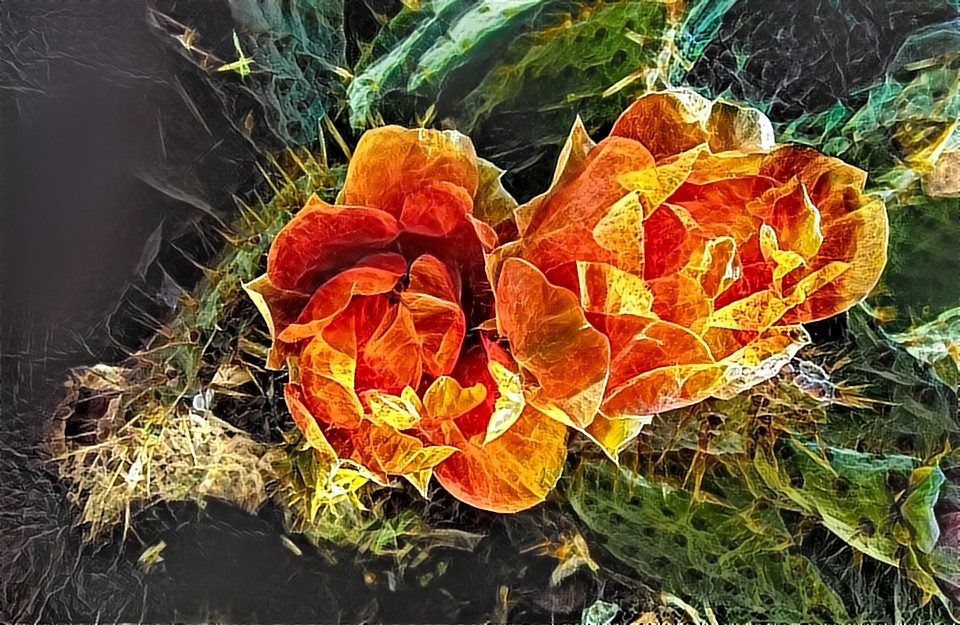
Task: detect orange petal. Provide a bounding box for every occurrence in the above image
[340,125,479,217]
[278,253,407,344]
[782,196,887,323]
[484,240,523,299]
[401,293,465,378]
[647,273,714,334]
[603,362,725,418]
[681,236,740,301]
[520,137,656,274]
[402,255,466,377]
[685,150,765,185]
[267,195,399,292]
[609,89,711,161]
[468,215,499,250]
[496,258,610,429]
[357,301,423,395]
[591,191,645,271]
[605,316,713,385]
[575,261,655,317]
[710,288,790,332]
[701,324,772,362]
[547,116,598,195]
[400,181,475,237]
[760,145,866,193]
[763,179,825,261]
[300,330,365,429]
[617,145,707,215]
[351,420,456,478]
[516,116,597,237]
[602,316,723,416]
[407,254,461,302]
[243,274,310,369]
[284,383,339,467]
[432,403,568,513]
[802,158,868,220]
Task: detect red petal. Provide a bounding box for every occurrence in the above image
[399,181,475,237]
[432,404,568,513]
[642,203,690,281]
[666,176,777,244]
[356,301,423,395]
[496,258,610,429]
[278,253,407,344]
[267,196,399,292]
[402,256,466,377]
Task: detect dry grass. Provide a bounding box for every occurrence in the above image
[53,365,276,539]
[49,146,346,542]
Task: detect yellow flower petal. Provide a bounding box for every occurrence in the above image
[366,388,423,430]
[483,361,526,445]
[422,376,488,421]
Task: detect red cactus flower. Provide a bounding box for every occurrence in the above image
[246,126,566,512]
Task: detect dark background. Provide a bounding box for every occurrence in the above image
[0,1,374,620]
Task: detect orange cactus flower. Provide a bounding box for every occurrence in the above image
[491,88,889,460]
[247,92,887,514]
[245,126,566,513]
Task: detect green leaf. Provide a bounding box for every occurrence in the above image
[566,459,849,623]
[884,307,960,390]
[346,0,472,128]
[881,194,960,328]
[820,307,958,458]
[408,0,549,93]
[459,1,668,169]
[347,0,672,175]
[672,0,739,80]
[902,465,946,554]
[754,440,916,567]
[581,599,619,625]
